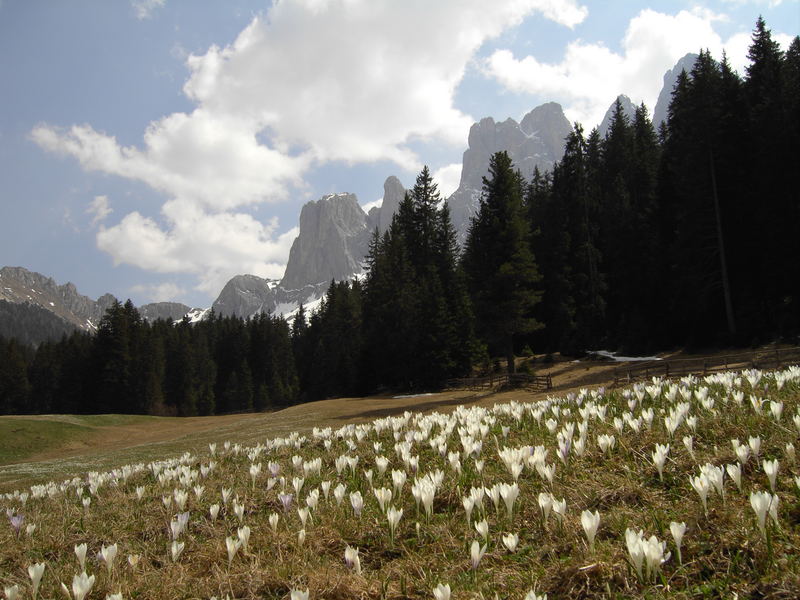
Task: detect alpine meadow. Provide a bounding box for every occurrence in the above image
[1,8,800,600]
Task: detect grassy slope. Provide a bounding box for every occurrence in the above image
[0,363,797,599]
[0,356,619,492]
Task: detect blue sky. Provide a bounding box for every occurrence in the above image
[1,0,797,307]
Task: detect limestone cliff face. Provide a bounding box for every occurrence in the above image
[598,94,638,138]
[280,193,370,291]
[211,274,278,319]
[0,266,108,329]
[368,175,406,234]
[138,302,192,322]
[447,102,572,244]
[653,53,699,130]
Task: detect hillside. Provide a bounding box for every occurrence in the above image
[0,359,797,598]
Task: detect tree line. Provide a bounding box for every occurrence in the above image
[1,18,797,415]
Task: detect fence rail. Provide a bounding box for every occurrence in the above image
[612,346,800,385]
[447,372,553,392]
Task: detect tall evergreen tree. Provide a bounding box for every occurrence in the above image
[463,151,542,372]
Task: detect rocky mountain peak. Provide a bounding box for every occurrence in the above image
[653,53,699,130]
[280,193,370,291]
[211,274,278,319]
[598,94,638,137]
[369,176,406,234]
[447,102,572,245]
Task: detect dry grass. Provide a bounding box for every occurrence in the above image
[1,360,799,599]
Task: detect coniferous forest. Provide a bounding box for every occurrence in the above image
[1,19,798,416]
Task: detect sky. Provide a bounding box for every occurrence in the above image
[1,0,797,308]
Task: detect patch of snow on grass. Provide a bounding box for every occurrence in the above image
[589,350,662,362]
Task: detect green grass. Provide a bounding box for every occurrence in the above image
[0,418,91,464]
[0,414,160,466]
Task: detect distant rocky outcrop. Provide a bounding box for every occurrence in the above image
[138,302,192,322]
[653,53,699,130]
[281,193,370,291]
[211,177,410,320]
[0,266,204,343]
[0,266,109,330]
[367,175,406,235]
[446,102,572,244]
[211,274,279,319]
[598,94,638,138]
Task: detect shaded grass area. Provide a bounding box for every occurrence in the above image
[0,419,91,464]
[0,414,159,467]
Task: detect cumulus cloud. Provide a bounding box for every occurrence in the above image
[87,195,112,227]
[32,0,588,297]
[485,8,795,128]
[130,281,186,303]
[361,198,383,213]
[97,200,299,295]
[132,0,165,20]
[433,163,463,198]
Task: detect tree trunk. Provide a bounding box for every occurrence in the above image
[506,336,516,374]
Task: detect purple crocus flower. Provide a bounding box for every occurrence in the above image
[279,493,294,513]
[9,513,24,536]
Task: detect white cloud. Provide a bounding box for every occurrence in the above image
[485,8,795,128]
[97,200,299,296]
[87,195,112,227]
[130,282,186,302]
[132,0,165,20]
[33,0,588,297]
[361,198,383,213]
[433,163,463,198]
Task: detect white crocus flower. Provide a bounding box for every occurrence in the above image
[226,536,242,567]
[462,496,475,525]
[474,518,489,541]
[374,488,392,513]
[344,545,361,575]
[237,525,251,552]
[170,540,185,562]
[690,474,710,516]
[432,582,451,600]
[499,482,519,520]
[552,497,567,525]
[581,510,600,552]
[726,463,742,492]
[28,562,45,598]
[763,459,779,492]
[470,540,487,570]
[268,512,280,533]
[502,532,519,552]
[100,543,118,575]
[682,436,695,461]
[290,589,309,600]
[670,521,686,565]
[750,491,772,538]
[3,585,21,600]
[538,492,552,524]
[625,528,646,581]
[350,491,364,517]
[387,506,403,543]
[68,572,95,600]
[74,543,87,571]
[652,443,670,481]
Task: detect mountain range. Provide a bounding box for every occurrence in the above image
[1,54,696,343]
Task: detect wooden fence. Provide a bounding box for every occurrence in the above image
[612,346,800,386]
[447,372,553,392]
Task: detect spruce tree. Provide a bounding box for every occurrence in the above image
[463,151,542,373]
